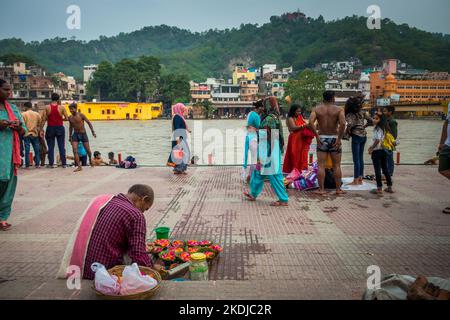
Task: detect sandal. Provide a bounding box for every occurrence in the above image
[384,187,395,194]
[0,224,11,231]
[243,192,256,201]
[270,201,288,207]
[443,207,450,214]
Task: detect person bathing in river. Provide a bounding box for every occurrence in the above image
[68,103,96,172]
[108,152,118,165]
[309,91,346,196]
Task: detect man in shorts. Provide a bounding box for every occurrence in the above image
[309,91,346,195]
[438,104,450,214]
[68,103,96,172]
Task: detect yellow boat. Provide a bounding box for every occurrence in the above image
[64,102,163,120]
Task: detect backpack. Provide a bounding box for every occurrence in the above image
[382,132,396,151]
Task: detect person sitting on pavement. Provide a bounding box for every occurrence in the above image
[57,184,163,280]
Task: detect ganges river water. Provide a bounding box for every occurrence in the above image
[59,119,444,166]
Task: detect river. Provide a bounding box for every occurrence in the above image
[59,119,444,166]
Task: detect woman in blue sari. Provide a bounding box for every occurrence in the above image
[167,103,190,174]
[242,100,263,183]
[244,97,289,206]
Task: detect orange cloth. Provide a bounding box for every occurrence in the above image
[283,115,312,173]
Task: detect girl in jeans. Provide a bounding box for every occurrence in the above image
[368,112,394,195]
[344,96,372,185]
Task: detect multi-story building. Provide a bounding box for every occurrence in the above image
[190,81,211,103]
[83,64,98,84]
[239,80,258,101]
[370,72,450,103]
[232,65,256,85]
[211,83,240,103]
[28,76,54,100]
[53,72,77,100]
[358,73,371,100]
[0,64,15,86]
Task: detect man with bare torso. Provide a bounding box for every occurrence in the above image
[68,103,96,172]
[309,91,346,195]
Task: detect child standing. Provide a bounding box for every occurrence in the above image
[368,112,394,195]
[383,106,398,176]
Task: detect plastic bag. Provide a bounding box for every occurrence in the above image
[91,263,120,295]
[286,168,301,183]
[120,263,158,295]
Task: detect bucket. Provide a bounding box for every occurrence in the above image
[155,227,170,240]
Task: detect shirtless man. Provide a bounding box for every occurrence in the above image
[68,103,96,172]
[309,91,346,195]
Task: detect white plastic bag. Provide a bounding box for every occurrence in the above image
[91,262,120,295]
[120,263,158,295]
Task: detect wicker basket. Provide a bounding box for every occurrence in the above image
[93,265,162,300]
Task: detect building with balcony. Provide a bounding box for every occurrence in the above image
[190,81,211,103]
[239,80,258,101]
[211,83,240,102]
[232,65,256,85]
[370,72,450,104]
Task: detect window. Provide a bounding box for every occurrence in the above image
[135,109,138,113]
[88,108,91,114]
[112,110,116,114]
[101,110,105,115]
[152,107,160,111]
[107,109,111,115]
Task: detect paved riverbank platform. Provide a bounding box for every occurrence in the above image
[0,165,449,299]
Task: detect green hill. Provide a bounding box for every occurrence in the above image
[1,14,449,81]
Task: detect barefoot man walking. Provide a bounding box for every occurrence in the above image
[68,103,96,172]
[309,91,346,196]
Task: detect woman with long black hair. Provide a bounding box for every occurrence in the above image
[344,96,372,186]
[282,104,314,173]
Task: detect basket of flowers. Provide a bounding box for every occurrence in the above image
[154,239,170,248]
[159,250,176,266]
[197,240,212,247]
[171,240,185,248]
[187,240,200,247]
[196,247,216,261]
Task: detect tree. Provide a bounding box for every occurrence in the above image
[284,69,326,112]
[159,73,191,103]
[0,54,36,66]
[198,100,216,119]
[86,61,114,100]
[136,56,161,101]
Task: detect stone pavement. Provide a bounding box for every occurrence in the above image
[0,165,449,299]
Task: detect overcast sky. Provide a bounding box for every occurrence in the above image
[1,0,449,42]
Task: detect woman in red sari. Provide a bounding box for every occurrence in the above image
[283,104,314,173]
